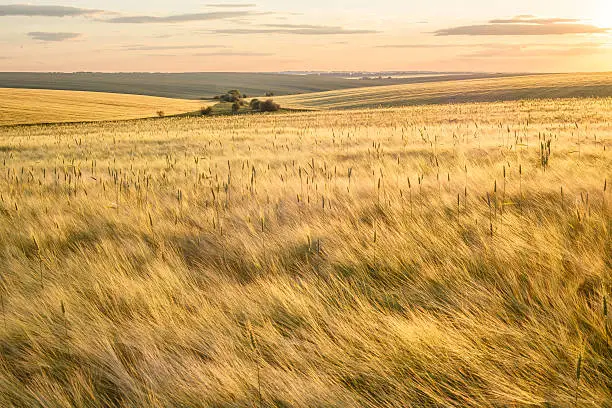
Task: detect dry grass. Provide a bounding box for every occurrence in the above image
[0,98,610,407]
[277,72,612,110]
[0,88,205,126]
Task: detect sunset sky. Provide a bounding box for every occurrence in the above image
[1,1,611,72]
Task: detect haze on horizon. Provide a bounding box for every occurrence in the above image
[0,0,611,73]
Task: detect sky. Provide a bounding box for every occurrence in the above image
[0,1,611,72]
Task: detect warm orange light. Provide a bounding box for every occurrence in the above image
[591,0,612,29]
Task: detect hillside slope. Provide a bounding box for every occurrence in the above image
[0,88,204,126]
[276,72,612,110]
[0,72,520,100]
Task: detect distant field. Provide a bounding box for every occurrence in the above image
[277,72,612,110]
[0,72,520,100]
[4,73,612,126]
[0,88,204,126]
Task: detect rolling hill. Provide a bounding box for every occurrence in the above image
[0,72,521,100]
[276,72,612,110]
[0,88,204,126]
[4,72,612,126]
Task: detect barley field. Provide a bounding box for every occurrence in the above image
[277,73,612,110]
[0,98,610,407]
[0,88,205,126]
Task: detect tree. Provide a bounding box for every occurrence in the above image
[249,99,261,110]
[258,99,280,112]
[218,90,243,103]
[232,102,241,113]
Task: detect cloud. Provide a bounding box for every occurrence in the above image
[489,17,580,24]
[0,4,102,17]
[377,40,612,53]
[434,23,607,36]
[194,51,272,56]
[376,43,475,48]
[207,3,257,7]
[28,32,81,41]
[459,42,610,58]
[125,44,227,51]
[212,25,379,35]
[104,11,255,23]
[263,24,331,29]
[462,46,604,58]
[143,51,272,58]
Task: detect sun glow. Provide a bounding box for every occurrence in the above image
[590,0,612,29]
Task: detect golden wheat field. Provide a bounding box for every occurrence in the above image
[277,73,612,110]
[0,98,610,407]
[0,88,205,126]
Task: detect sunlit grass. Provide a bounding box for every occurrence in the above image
[0,88,206,126]
[0,98,610,407]
[277,72,612,110]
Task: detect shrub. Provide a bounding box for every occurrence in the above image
[249,99,261,110]
[258,99,280,112]
[232,102,241,113]
[265,91,274,97]
[157,110,165,117]
[201,106,213,116]
[227,90,242,102]
[218,90,243,103]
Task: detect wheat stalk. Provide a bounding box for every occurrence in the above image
[603,179,607,214]
[604,295,609,347]
[407,176,413,218]
[61,300,68,341]
[487,192,493,237]
[0,275,6,331]
[246,321,262,408]
[33,236,43,289]
[575,350,582,407]
[519,164,522,213]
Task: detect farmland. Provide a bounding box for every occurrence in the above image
[278,72,612,110]
[0,88,205,126]
[0,97,610,406]
[4,73,612,127]
[0,72,520,100]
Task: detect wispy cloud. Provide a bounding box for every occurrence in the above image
[263,24,330,29]
[144,51,272,58]
[124,44,227,51]
[489,17,580,24]
[104,11,256,24]
[461,44,607,58]
[435,16,608,36]
[212,24,379,35]
[377,41,612,54]
[435,23,607,36]
[28,32,81,41]
[0,4,102,17]
[207,3,257,8]
[376,43,475,48]
[194,51,272,56]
